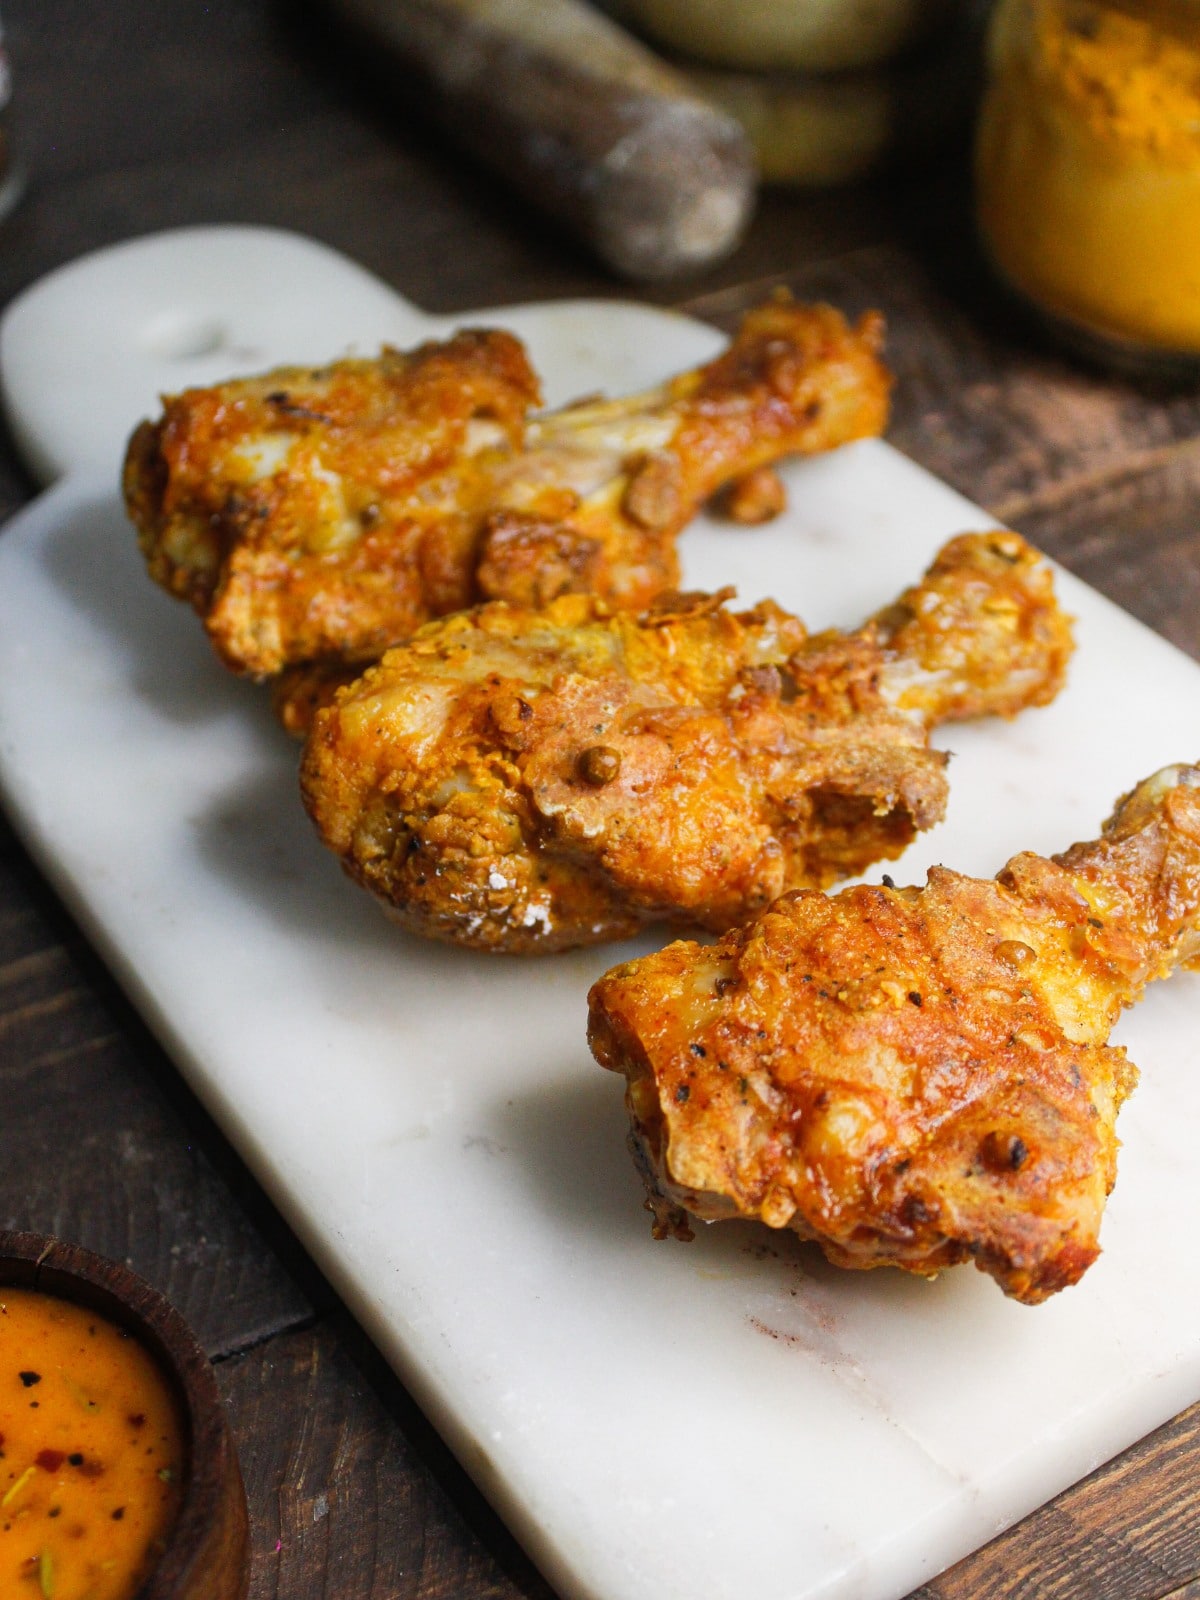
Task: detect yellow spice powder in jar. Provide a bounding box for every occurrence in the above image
[976,0,1200,364]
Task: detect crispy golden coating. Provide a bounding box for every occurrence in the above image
[299,531,1072,952]
[588,764,1200,1303]
[271,660,362,739]
[123,301,891,679]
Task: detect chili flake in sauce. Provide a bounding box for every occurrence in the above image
[0,1289,184,1599]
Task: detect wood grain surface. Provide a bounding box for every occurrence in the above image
[1,3,1198,1597]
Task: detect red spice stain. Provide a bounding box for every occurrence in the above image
[35,1449,65,1472]
[748,1315,811,1349]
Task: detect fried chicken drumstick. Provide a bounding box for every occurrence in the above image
[123,299,890,679]
[299,531,1072,953]
[588,764,1200,1303]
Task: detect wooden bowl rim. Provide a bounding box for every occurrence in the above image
[0,1229,246,1599]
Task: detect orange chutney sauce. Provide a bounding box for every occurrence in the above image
[0,1288,185,1600]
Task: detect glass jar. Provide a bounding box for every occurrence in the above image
[0,11,20,223]
[975,0,1200,376]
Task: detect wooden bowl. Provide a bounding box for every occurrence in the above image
[0,1230,250,1600]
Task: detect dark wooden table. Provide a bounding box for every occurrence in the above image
[2,5,1198,1597]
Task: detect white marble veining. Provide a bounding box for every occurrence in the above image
[1,228,1199,1600]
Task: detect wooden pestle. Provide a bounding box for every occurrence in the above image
[328,0,758,280]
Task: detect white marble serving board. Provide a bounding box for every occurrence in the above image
[1,227,1199,1600]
